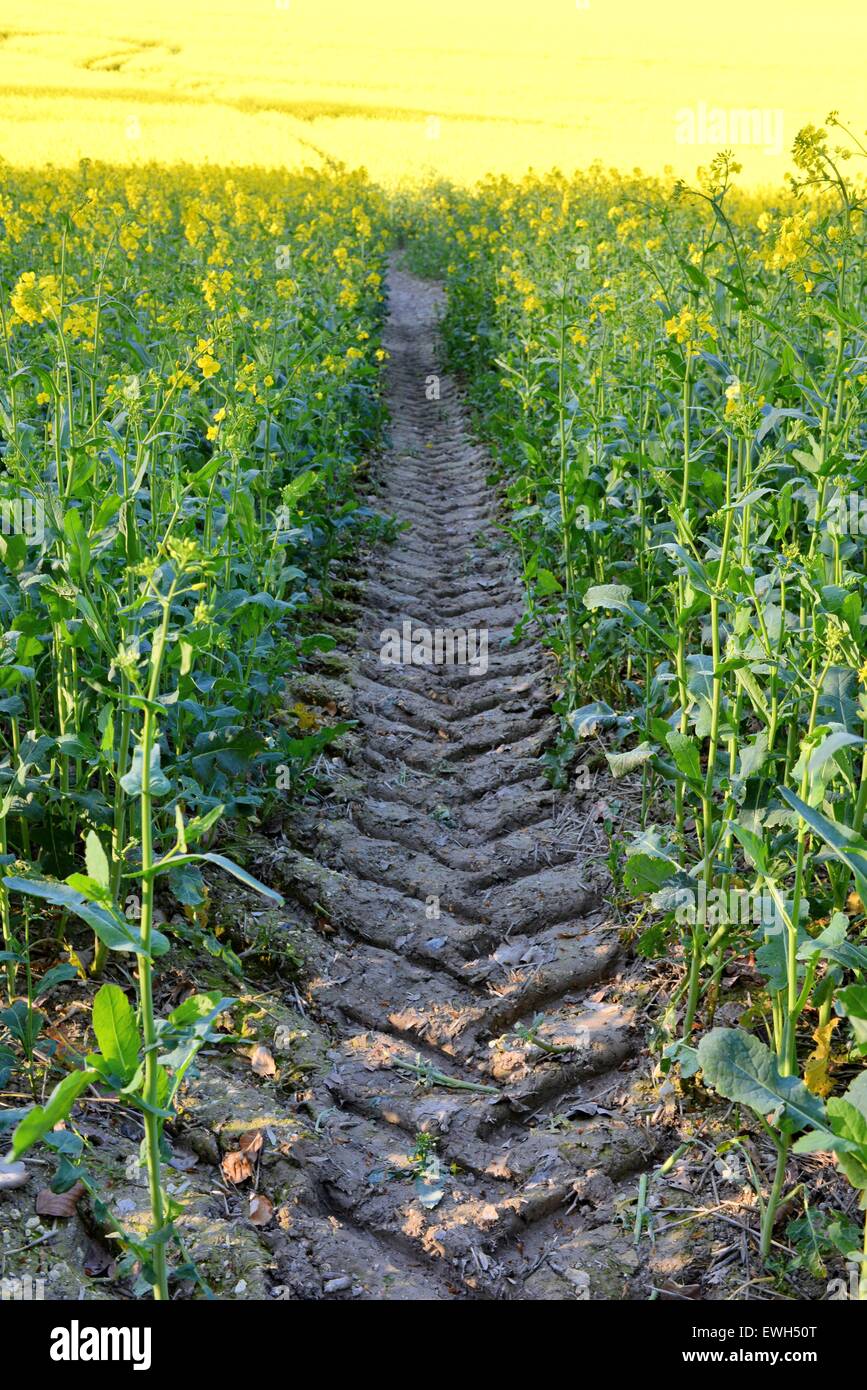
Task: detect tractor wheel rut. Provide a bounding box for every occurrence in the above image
[273,266,658,1301]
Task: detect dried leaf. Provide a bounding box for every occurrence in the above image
[291,702,320,732]
[248,1193,274,1226]
[36,1181,86,1217]
[250,1044,276,1077]
[485,1157,513,1180]
[239,1129,264,1156]
[805,1019,838,1097]
[221,1150,254,1184]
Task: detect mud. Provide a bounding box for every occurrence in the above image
[260,266,660,1299]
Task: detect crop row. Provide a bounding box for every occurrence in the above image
[409,120,867,1272]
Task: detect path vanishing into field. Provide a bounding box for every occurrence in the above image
[276,266,659,1299]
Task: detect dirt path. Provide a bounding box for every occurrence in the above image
[276,266,659,1299]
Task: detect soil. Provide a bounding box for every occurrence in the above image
[250,265,665,1298]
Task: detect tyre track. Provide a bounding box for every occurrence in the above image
[274,265,657,1300]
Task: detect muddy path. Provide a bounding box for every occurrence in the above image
[270,266,662,1299]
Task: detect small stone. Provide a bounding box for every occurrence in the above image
[0,1161,28,1190]
[323,1275,351,1293]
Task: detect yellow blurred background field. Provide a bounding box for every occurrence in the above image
[0,0,865,183]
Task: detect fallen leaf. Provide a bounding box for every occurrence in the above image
[805,1019,838,1097]
[250,1044,276,1077]
[239,1129,264,1156]
[221,1151,254,1184]
[36,1181,86,1217]
[291,701,320,732]
[656,1280,701,1300]
[485,1158,513,1180]
[249,1193,274,1226]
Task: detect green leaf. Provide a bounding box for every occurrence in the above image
[534,568,562,596]
[797,914,867,973]
[844,1070,867,1122]
[837,987,867,1047]
[92,983,140,1084]
[167,991,233,1030]
[142,851,283,904]
[10,1069,98,1159]
[697,1027,826,1132]
[182,804,224,845]
[807,730,863,777]
[121,742,172,798]
[777,788,867,899]
[623,852,677,896]
[280,469,320,510]
[568,701,617,738]
[795,1090,867,1191]
[728,822,770,875]
[85,830,111,889]
[2,876,168,959]
[62,510,91,585]
[33,963,78,1000]
[837,985,867,1019]
[666,730,702,785]
[606,742,655,778]
[583,583,632,611]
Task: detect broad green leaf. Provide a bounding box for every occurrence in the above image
[182,804,225,844]
[167,991,233,1030]
[62,509,91,585]
[2,876,168,959]
[33,963,78,999]
[837,985,867,1019]
[623,852,677,896]
[837,987,867,1048]
[844,1070,867,1121]
[584,583,631,611]
[807,730,863,777]
[568,701,617,738]
[697,1027,826,1133]
[280,469,320,509]
[605,742,654,777]
[666,730,702,785]
[121,742,172,798]
[797,914,867,973]
[728,822,769,875]
[777,788,867,901]
[10,1069,98,1159]
[92,983,140,1084]
[85,830,111,889]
